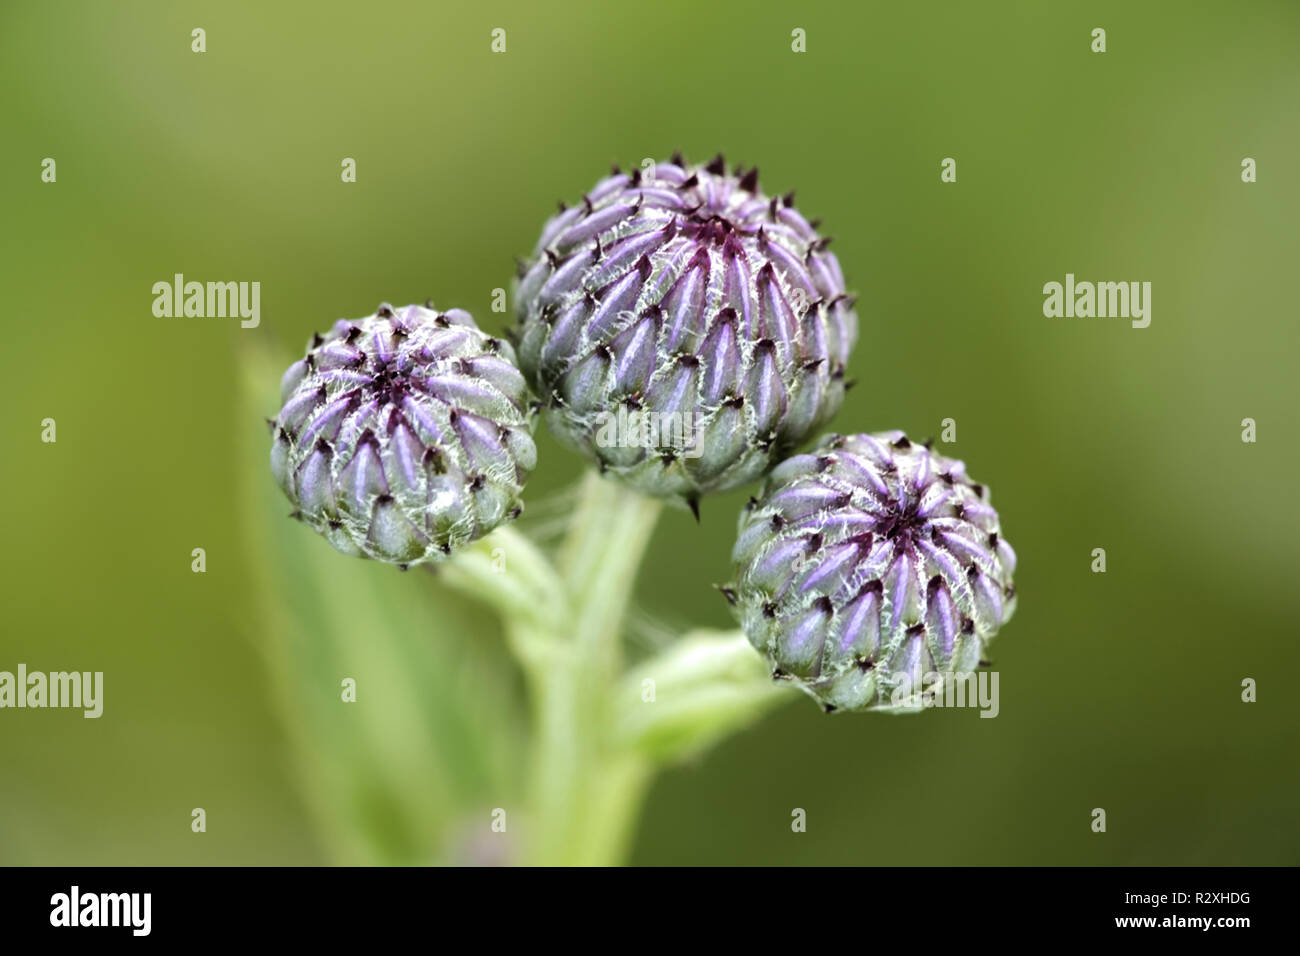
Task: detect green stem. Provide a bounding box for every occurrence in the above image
[560,471,664,675]
[435,478,786,865]
[526,472,663,865]
[436,525,567,633]
[614,629,792,761]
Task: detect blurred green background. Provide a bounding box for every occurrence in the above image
[2,0,1297,865]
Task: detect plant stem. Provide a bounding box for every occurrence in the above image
[525,472,663,865]
[436,525,567,630]
[435,477,786,865]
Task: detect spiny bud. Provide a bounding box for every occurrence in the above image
[270,304,536,566]
[513,154,858,505]
[729,432,1017,713]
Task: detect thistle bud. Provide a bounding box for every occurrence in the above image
[514,154,858,505]
[270,303,536,566]
[729,432,1017,713]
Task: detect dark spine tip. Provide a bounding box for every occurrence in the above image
[687,496,701,522]
[705,153,726,175]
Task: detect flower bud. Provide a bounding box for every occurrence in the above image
[514,154,858,505]
[728,432,1017,712]
[270,304,536,566]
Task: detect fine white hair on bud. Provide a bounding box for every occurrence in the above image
[728,432,1017,713]
[513,154,859,509]
[270,303,536,567]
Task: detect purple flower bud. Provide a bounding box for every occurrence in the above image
[514,155,859,505]
[729,432,1017,712]
[270,304,536,566]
